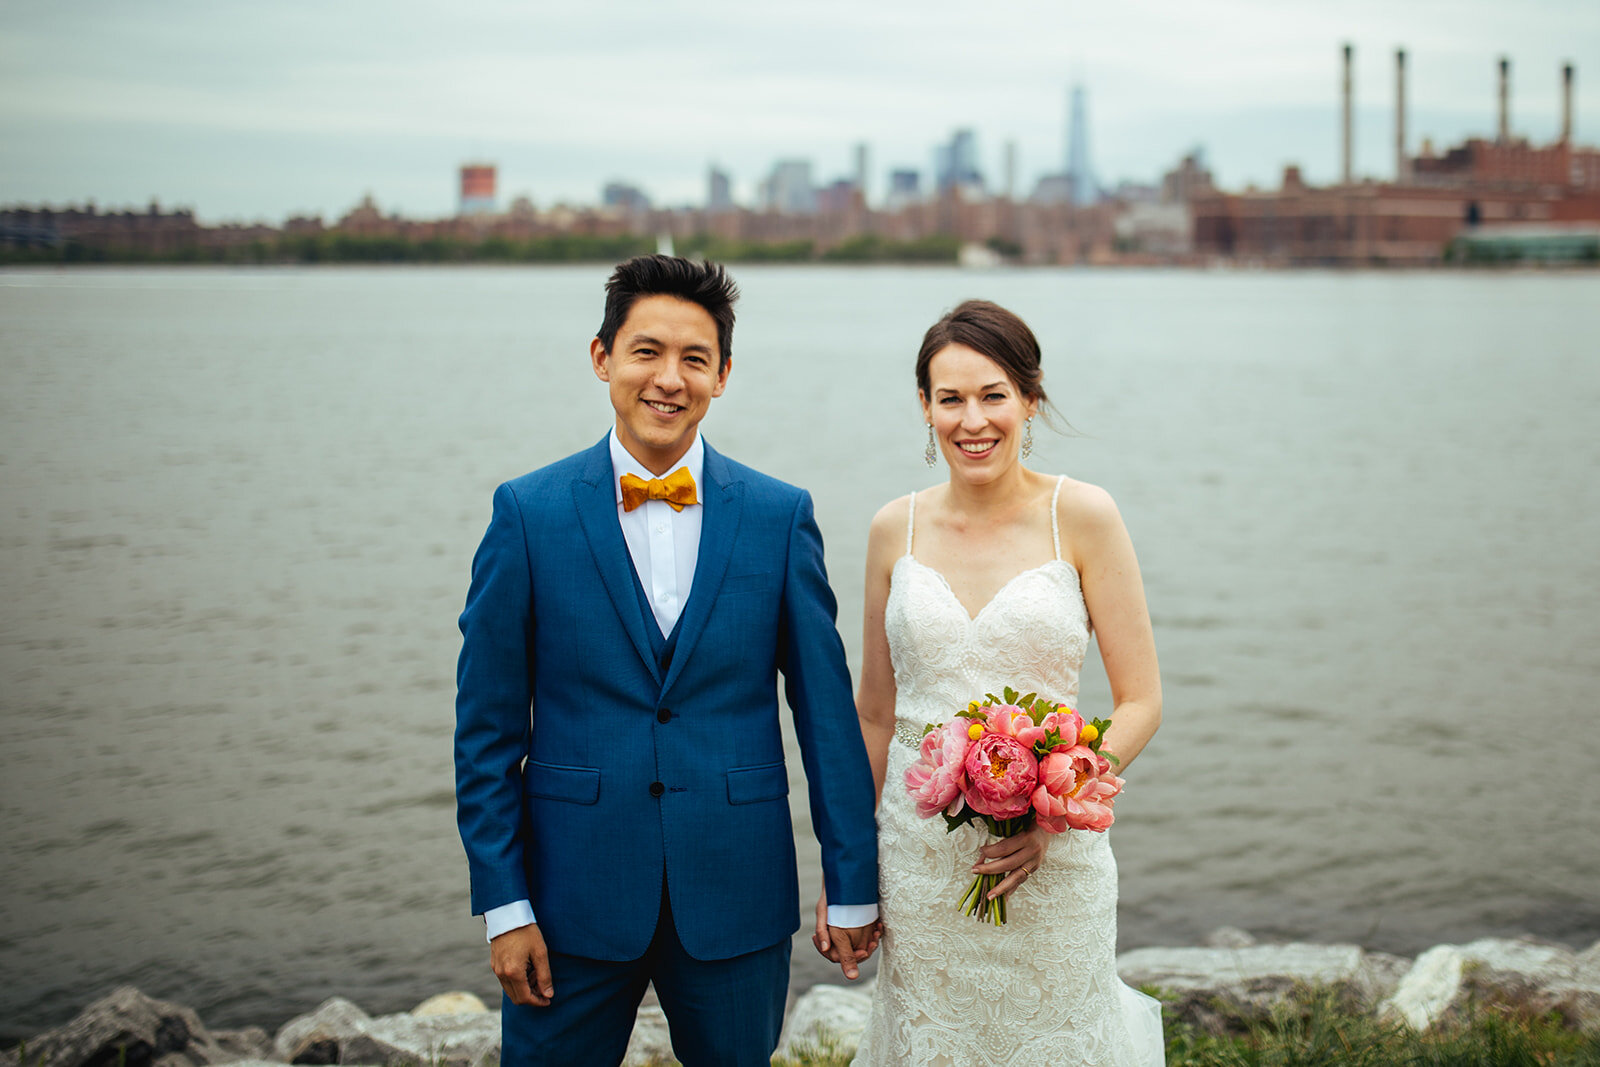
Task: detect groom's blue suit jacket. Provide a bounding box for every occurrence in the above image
[455,436,878,962]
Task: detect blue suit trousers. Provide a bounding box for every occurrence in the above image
[500,882,790,1067]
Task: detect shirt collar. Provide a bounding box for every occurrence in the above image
[609,430,704,505]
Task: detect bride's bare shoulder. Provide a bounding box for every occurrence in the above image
[869,483,946,535]
[1050,475,1127,538]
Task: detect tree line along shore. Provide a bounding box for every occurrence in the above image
[0,232,972,267]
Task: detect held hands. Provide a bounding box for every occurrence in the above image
[975,824,1049,901]
[812,891,882,981]
[490,923,554,1007]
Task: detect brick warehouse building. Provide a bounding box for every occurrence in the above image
[1192,51,1600,265]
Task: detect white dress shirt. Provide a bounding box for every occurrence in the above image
[484,431,876,939]
[610,430,704,638]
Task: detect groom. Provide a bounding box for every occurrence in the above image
[454,255,880,1066]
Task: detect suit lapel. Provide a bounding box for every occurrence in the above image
[571,436,663,687]
[662,441,743,696]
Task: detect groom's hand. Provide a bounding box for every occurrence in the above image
[826,923,880,981]
[813,893,880,980]
[491,924,554,1007]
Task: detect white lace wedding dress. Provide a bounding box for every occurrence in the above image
[854,479,1165,1066]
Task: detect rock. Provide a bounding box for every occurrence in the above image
[774,982,875,1062]
[345,1012,498,1067]
[1361,951,1414,1003]
[1204,926,1257,949]
[1,986,228,1067]
[410,993,489,1017]
[1381,936,1600,1032]
[621,1005,674,1066]
[272,997,371,1063]
[272,996,500,1067]
[208,1028,272,1063]
[1117,943,1406,1031]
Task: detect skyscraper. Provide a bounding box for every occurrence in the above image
[707,165,733,213]
[759,160,817,214]
[885,169,922,211]
[935,129,984,195]
[1065,85,1096,205]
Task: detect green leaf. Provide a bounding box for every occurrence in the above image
[1020,691,1037,710]
[1003,686,1019,704]
[942,806,981,833]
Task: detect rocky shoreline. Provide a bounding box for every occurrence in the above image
[6,930,1598,1067]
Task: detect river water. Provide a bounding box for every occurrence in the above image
[2,265,1597,1039]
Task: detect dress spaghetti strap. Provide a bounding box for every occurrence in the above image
[905,490,917,556]
[1050,476,1064,561]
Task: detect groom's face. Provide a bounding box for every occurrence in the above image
[590,294,731,475]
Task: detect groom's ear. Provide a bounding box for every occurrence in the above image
[711,354,731,397]
[590,337,612,382]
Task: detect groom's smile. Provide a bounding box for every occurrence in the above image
[591,294,731,475]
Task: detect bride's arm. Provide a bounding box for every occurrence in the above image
[856,498,906,805]
[1067,483,1162,770]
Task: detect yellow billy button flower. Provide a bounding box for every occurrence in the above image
[968,723,984,740]
[968,701,983,713]
[1078,722,1099,745]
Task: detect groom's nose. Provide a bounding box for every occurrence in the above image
[652,356,685,393]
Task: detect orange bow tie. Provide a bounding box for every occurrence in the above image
[620,467,698,513]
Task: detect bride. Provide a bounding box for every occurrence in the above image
[817,300,1165,1065]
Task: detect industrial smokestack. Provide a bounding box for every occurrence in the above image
[1498,56,1510,143]
[1396,49,1408,183]
[1562,62,1575,143]
[1342,43,1354,184]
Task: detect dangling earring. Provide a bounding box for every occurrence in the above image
[1021,417,1034,460]
[924,423,938,467]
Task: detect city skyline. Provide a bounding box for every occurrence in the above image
[2,0,1597,223]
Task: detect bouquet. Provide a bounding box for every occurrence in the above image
[903,687,1124,924]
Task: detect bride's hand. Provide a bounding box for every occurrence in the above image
[976,825,1050,900]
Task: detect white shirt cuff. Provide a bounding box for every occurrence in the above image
[483,899,536,942]
[826,903,879,929]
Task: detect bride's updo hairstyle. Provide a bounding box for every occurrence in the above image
[916,300,1052,417]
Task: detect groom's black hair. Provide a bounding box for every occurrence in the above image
[597,255,740,370]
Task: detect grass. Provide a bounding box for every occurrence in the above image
[1162,987,1600,1067]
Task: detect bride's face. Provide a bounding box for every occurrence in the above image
[920,343,1038,479]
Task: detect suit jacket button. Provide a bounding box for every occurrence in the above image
[649,781,665,797]
[657,708,671,723]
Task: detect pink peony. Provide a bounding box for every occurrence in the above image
[1065,773,1124,832]
[1037,707,1085,750]
[1031,745,1125,833]
[904,719,971,818]
[961,731,1039,820]
[984,704,1048,750]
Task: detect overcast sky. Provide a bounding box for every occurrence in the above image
[3,0,1597,223]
